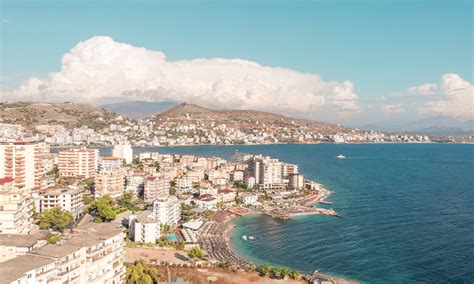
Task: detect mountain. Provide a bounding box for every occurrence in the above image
[101,101,178,119]
[361,116,474,136]
[0,102,123,130]
[150,102,347,133]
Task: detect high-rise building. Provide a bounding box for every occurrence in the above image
[153,196,181,225]
[144,174,169,203]
[0,142,48,190]
[0,177,33,234]
[288,173,305,190]
[112,144,133,164]
[58,148,99,179]
[95,168,125,198]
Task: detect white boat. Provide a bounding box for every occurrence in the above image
[336,154,346,159]
[242,235,248,241]
[248,236,255,240]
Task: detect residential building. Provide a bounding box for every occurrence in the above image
[144,175,169,203]
[0,142,48,190]
[230,170,244,182]
[153,196,181,225]
[288,173,305,190]
[195,195,217,210]
[0,234,45,262]
[112,144,133,164]
[0,178,33,234]
[128,211,160,244]
[100,156,123,170]
[58,148,99,178]
[39,186,85,220]
[175,177,193,194]
[95,168,125,198]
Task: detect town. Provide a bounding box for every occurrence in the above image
[0,102,434,147]
[0,140,341,283]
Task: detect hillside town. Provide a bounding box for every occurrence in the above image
[0,140,340,283]
[0,102,437,147]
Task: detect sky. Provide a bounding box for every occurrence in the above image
[0,0,472,126]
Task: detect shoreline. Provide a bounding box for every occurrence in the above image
[48,141,474,150]
[220,182,356,283]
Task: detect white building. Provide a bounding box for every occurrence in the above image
[0,178,32,234]
[128,211,160,244]
[39,186,85,220]
[242,194,259,205]
[112,144,133,164]
[176,177,193,194]
[153,196,181,225]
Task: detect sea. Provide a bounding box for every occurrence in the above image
[100,143,474,283]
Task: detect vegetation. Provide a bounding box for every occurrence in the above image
[38,207,74,231]
[47,234,61,244]
[187,247,204,259]
[256,264,301,280]
[90,195,118,222]
[126,260,160,284]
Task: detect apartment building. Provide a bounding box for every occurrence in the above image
[58,148,99,179]
[0,222,125,284]
[95,168,125,198]
[100,157,123,170]
[128,211,160,243]
[288,173,305,190]
[39,186,85,220]
[144,175,169,203]
[153,196,181,225]
[0,178,33,234]
[0,142,48,190]
[112,144,133,164]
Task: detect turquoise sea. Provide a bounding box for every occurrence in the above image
[102,144,474,283]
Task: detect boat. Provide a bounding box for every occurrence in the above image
[242,235,248,241]
[248,236,255,240]
[336,154,346,159]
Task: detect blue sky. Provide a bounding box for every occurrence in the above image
[0,0,472,124]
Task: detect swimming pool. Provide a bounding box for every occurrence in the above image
[167,234,179,242]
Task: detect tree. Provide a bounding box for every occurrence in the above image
[91,195,117,222]
[38,207,74,231]
[187,247,204,259]
[126,260,160,284]
[257,264,270,276]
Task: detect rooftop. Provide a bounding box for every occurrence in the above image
[0,234,44,247]
[0,255,54,284]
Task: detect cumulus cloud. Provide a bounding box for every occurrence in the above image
[2,36,361,119]
[408,83,438,95]
[382,104,405,115]
[415,73,473,120]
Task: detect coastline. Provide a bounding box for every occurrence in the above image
[220,182,357,283]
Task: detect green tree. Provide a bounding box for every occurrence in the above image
[38,207,74,231]
[91,195,117,222]
[187,247,204,259]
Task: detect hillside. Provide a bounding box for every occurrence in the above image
[101,101,178,119]
[151,102,346,133]
[0,102,122,130]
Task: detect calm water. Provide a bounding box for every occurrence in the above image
[104,144,474,283]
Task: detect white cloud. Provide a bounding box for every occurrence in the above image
[408,83,438,95]
[416,73,474,120]
[2,36,361,119]
[382,104,405,115]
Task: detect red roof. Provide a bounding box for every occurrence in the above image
[0,177,14,185]
[219,188,235,194]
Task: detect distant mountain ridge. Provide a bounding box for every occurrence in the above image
[361,116,474,136]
